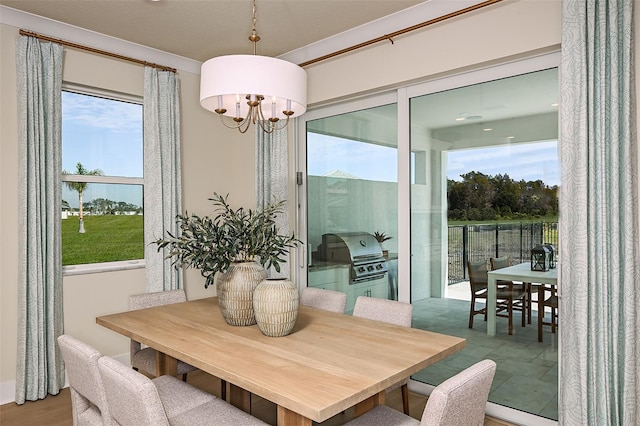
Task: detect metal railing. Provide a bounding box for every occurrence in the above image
[447,222,558,284]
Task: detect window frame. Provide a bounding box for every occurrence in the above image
[61,85,145,276]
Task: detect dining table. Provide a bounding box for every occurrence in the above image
[97,296,466,426]
[486,262,558,336]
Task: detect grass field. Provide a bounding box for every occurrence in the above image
[62,215,144,265]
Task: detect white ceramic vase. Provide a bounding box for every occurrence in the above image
[253,278,299,337]
[215,261,267,326]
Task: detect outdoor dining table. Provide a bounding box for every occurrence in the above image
[486,262,558,336]
[97,296,465,426]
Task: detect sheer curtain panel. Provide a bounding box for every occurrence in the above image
[15,35,65,404]
[143,67,183,292]
[559,0,639,424]
[256,128,290,278]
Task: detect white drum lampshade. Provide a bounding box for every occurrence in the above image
[200,54,307,122]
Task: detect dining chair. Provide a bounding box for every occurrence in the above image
[343,359,497,426]
[129,289,228,400]
[537,284,558,342]
[300,287,347,313]
[490,256,533,324]
[352,296,413,415]
[97,356,268,426]
[57,334,112,426]
[467,260,527,335]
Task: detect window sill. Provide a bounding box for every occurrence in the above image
[63,259,145,276]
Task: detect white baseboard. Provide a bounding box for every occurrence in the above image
[409,379,558,426]
[0,380,16,405]
[1,352,130,405]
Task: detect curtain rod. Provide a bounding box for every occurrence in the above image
[19,29,177,73]
[298,0,503,68]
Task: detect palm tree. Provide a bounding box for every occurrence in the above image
[63,162,103,233]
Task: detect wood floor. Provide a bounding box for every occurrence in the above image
[0,370,513,425]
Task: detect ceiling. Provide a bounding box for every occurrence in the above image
[0,0,423,62]
[2,0,558,143]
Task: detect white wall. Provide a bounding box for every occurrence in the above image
[3,0,639,406]
[0,20,256,401]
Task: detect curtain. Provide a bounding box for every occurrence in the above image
[256,127,290,278]
[559,1,639,425]
[143,67,183,292]
[15,35,65,404]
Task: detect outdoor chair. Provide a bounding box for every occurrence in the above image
[537,284,558,342]
[352,296,413,415]
[300,287,347,313]
[468,260,527,335]
[490,256,533,324]
[344,359,497,426]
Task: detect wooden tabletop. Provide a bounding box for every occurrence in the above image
[97,297,465,425]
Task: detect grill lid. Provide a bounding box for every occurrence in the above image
[317,232,388,283]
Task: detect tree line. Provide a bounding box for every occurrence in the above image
[63,198,142,215]
[448,171,558,221]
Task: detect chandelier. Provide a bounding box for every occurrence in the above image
[199,0,307,134]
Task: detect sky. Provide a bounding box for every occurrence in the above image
[308,133,560,187]
[62,93,559,209]
[62,91,143,208]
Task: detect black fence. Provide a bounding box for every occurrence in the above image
[447,222,558,284]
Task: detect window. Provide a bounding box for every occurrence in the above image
[61,89,144,271]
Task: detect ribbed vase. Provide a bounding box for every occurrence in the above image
[215,262,267,326]
[253,278,299,337]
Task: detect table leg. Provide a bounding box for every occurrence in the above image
[487,275,497,336]
[229,383,251,413]
[354,391,385,417]
[538,285,548,342]
[277,405,312,426]
[155,351,178,377]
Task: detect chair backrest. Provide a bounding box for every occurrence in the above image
[467,260,488,286]
[57,334,111,426]
[129,289,187,360]
[421,359,497,426]
[490,256,510,271]
[98,356,170,426]
[129,289,187,311]
[352,296,412,327]
[300,287,347,314]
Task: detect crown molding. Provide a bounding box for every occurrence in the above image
[0,5,202,74]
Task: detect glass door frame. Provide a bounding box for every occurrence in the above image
[295,51,560,426]
[294,91,398,290]
[295,50,559,301]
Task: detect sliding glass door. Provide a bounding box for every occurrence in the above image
[298,53,560,423]
[303,100,398,314]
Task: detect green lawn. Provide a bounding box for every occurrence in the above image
[62,215,144,265]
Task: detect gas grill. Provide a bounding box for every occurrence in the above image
[316,232,388,283]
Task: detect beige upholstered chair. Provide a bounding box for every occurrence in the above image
[352,296,413,415]
[57,334,111,426]
[97,356,267,426]
[300,287,347,313]
[129,290,196,381]
[129,289,227,399]
[344,359,497,426]
[467,260,527,335]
